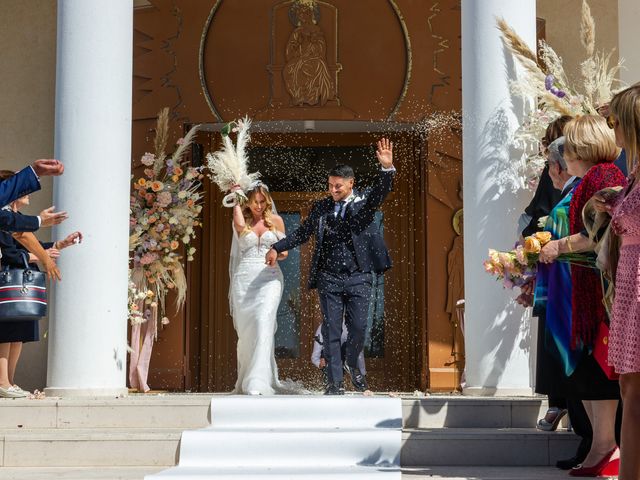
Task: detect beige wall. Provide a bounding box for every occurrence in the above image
[0,0,57,391]
[618,0,640,84]
[537,0,619,93]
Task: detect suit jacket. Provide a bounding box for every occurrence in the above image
[615,149,628,177]
[0,215,51,268]
[560,177,581,198]
[0,210,39,233]
[272,169,394,289]
[0,167,40,207]
[522,165,562,237]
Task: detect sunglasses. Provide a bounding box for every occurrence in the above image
[607,114,618,129]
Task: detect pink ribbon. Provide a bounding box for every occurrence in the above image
[128,309,157,393]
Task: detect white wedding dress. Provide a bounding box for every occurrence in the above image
[230,229,301,395]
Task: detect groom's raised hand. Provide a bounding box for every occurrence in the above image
[265,248,278,267]
[376,138,393,169]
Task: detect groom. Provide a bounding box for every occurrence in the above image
[266,138,395,394]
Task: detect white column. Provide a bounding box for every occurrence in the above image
[619,0,640,86]
[46,0,132,397]
[461,0,536,396]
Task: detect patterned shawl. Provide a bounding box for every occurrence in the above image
[569,163,627,349]
[534,182,581,375]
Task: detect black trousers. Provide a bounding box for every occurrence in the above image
[317,270,372,383]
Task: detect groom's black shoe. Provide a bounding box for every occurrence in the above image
[321,366,329,387]
[324,381,345,395]
[344,365,368,392]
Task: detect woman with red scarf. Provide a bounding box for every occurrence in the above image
[539,115,626,477]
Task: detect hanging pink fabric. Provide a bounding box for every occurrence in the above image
[128,301,158,393]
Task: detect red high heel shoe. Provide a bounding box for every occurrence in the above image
[569,447,619,477]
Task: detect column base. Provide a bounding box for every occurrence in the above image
[44,387,129,398]
[462,386,535,397]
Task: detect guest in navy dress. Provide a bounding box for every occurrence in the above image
[0,171,80,398]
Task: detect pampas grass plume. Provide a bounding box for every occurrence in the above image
[496,17,538,66]
[580,0,596,57]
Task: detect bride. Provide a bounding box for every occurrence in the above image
[229,183,293,395]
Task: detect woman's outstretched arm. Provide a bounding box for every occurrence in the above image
[12,231,62,281]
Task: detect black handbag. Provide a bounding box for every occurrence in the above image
[0,252,47,321]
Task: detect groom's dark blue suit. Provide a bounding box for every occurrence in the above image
[272,169,394,385]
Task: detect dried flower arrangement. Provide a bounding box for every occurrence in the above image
[128,108,203,330]
[497,0,624,189]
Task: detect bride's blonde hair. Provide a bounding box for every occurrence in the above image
[242,185,275,233]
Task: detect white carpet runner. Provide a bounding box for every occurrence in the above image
[146,395,402,479]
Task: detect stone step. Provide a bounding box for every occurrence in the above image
[175,428,402,468]
[402,397,550,429]
[401,428,580,467]
[0,395,551,430]
[149,466,401,479]
[402,467,580,480]
[0,466,166,480]
[147,396,403,479]
[176,428,401,468]
[207,395,402,429]
[0,396,212,430]
[0,428,182,467]
[0,466,578,480]
[0,426,580,468]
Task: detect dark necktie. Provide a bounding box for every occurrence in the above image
[335,200,347,218]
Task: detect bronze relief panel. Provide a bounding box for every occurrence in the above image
[280,1,338,107]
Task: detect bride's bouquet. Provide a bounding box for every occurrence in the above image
[205,116,260,207]
[484,231,595,289]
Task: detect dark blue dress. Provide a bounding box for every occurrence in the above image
[0,213,51,343]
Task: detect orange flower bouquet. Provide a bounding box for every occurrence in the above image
[484,232,595,289]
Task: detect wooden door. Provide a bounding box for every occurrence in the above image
[187,131,426,392]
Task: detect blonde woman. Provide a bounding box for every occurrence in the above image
[229,183,290,395]
[595,84,640,480]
